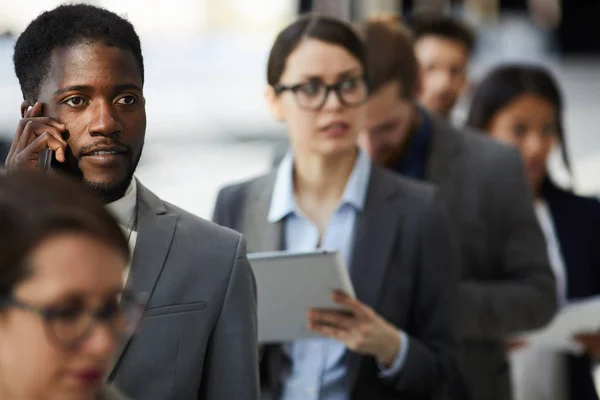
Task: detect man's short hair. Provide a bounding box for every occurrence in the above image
[13,4,144,102]
[408,14,475,54]
[358,15,419,100]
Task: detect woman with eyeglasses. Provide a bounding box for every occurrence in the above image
[0,171,146,400]
[213,15,459,399]
[467,64,600,400]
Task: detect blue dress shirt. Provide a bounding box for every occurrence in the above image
[267,149,409,400]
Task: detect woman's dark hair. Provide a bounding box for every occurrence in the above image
[266,14,367,87]
[0,172,130,298]
[466,64,569,173]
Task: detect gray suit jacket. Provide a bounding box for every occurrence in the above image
[424,117,556,400]
[108,183,260,400]
[270,117,557,400]
[213,165,460,399]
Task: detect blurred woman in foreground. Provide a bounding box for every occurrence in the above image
[467,64,600,400]
[0,172,145,400]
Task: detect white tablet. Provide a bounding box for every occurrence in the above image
[248,250,356,343]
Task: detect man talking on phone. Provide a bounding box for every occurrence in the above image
[5,4,259,400]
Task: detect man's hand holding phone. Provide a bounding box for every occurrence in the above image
[5,102,68,172]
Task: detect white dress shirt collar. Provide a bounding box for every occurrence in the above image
[105,178,138,229]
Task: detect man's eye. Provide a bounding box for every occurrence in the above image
[512,124,528,138]
[65,97,86,107]
[450,67,464,77]
[116,96,137,105]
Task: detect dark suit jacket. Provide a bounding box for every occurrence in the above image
[542,180,600,400]
[425,117,557,400]
[271,115,557,400]
[417,117,556,400]
[213,164,460,399]
[108,182,259,400]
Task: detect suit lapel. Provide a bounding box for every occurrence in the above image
[348,174,400,307]
[108,182,177,380]
[346,167,403,391]
[242,174,288,395]
[243,173,284,253]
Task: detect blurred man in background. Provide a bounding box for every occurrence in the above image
[409,14,475,118]
[358,17,557,400]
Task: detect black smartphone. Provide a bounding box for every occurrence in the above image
[38,147,53,172]
[32,105,68,173]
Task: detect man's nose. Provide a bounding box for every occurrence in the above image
[88,101,123,137]
[523,133,546,158]
[431,70,452,90]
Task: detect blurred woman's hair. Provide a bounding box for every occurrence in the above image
[266,13,367,87]
[0,172,129,298]
[466,64,569,174]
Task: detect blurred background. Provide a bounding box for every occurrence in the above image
[1,0,599,218]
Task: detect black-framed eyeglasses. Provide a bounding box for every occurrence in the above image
[274,75,368,110]
[0,290,147,350]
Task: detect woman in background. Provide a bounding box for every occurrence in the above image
[0,172,145,400]
[467,64,600,400]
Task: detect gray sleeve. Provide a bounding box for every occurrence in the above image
[384,197,460,398]
[212,188,230,227]
[198,236,260,400]
[458,148,557,340]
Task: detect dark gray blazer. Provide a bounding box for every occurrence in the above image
[423,117,557,400]
[108,183,260,400]
[213,164,460,399]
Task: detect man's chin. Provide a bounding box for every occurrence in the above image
[81,177,133,204]
[372,151,395,167]
[432,102,454,117]
[58,152,141,203]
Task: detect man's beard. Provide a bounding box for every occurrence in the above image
[56,145,143,204]
[82,175,134,204]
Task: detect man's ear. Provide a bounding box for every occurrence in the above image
[20,100,33,118]
[265,86,284,122]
